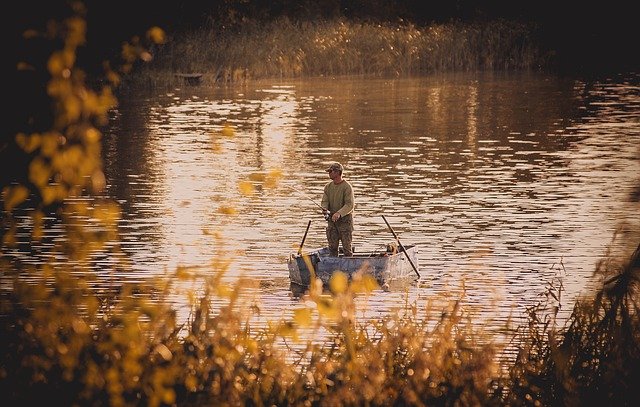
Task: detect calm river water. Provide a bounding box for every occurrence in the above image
[9,71,640,347]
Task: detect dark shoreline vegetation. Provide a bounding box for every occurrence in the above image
[3,2,640,406]
[131,18,545,89]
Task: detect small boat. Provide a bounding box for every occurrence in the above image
[288,244,419,287]
[174,73,203,86]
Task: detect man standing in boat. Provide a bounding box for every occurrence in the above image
[321,162,355,257]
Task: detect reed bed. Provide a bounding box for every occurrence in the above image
[2,242,639,406]
[133,18,544,88]
[498,241,640,406]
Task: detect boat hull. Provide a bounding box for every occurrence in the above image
[288,245,419,287]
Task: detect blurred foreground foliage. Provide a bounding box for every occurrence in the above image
[2,242,639,406]
[2,2,640,406]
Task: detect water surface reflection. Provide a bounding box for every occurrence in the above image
[11,72,640,348]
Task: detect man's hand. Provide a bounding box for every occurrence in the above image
[331,212,341,222]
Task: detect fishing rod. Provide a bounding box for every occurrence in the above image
[282,184,324,211]
[282,184,330,220]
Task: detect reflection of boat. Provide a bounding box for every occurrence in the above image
[288,244,419,287]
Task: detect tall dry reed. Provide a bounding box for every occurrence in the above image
[134,18,543,87]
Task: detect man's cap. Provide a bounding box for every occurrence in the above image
[325,162,344,172]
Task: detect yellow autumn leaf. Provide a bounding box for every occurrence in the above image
[220,124,235,137]
[121,42,138,63]
[248,172,266,182]
[276,321,297,338]
[330,271,348,294]
[53,145,83,173]
[2,227,17,247]
[53,184,68,201]
[15,133,41,153]
[63,95,82,124]
[90,89,116,126]
[121,62,133,74]
[238,181,255,195]
[47,51,66,76]
[31,224,43,241]
[65,16,86,47]
[28,158,50,187]
[41,186,57,205]
[91,170,106,193]
[106,69,121,86]
[212,257,231,274]
[93,202,121,225]
[210,139,222,153]
[82,90,99,116]
[40,132,59,157]
[293,307,313,327]
[98,87,117,112]
[62,48,76,68]
[302,255,316,281]
[32,210,44,225]
[162,389,176,404]
[264,178,278,188]
[31,210,44,242]
[268,168,284,180]
[351,275,379,293]
[185,375,198,392]
[147,26,166,44]
[175,267,193,281]
[47,78,72,101]
[264,169,283,188]
[216,284,233,297]
[316,296,339,319]
[3,185,29,211]
[218,205,238,215]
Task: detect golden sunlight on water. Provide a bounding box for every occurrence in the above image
[7,72,639,349]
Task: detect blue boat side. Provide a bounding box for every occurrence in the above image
[288,245,418,287]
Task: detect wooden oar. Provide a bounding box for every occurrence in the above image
[381,215,421,278]
[298,220,312,255]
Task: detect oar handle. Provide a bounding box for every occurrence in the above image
[298,220,312,255]
[381,215,421,278]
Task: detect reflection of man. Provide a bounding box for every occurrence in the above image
[321,162,355,256]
